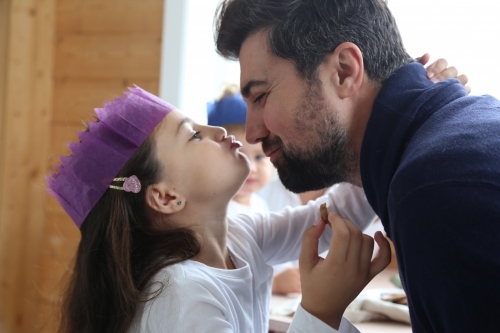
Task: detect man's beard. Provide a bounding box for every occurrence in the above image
[262,82,357,193]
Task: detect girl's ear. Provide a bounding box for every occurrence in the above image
[145,183,186,215]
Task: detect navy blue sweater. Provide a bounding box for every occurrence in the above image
[360,62,500,332]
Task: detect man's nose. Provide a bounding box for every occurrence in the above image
[245,109,269,144]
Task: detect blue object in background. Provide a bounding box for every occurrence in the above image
[207,93,247,126]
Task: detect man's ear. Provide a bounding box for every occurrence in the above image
[321,42,364,99]
[145,183,186,215]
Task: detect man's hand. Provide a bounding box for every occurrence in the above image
[299,213,391,330]
[272,267,302,295]
[417,53,471,93]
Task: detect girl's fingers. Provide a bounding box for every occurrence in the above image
[426,58,449,80]
[457,74,471,93]
[359,234,375,273]
[299,218,326,272]
[416,53,430,66]
[342,215,363,265]
[431,66,458,83]
[369,231,392,280]
[324,213,351,265]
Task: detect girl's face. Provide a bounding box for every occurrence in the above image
[153,110,251,205]
[230,127,274,199]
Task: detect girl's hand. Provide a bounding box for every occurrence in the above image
[417,53,471,93]
[299,213,391,329]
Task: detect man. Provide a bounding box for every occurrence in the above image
[215,0,500,332]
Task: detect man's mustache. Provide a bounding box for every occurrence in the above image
[261,135,283,154]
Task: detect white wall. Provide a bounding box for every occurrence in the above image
[390,0,500,98]
[160,0,500,124]
[160,0,240,124]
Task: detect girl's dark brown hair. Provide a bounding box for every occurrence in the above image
[58,134,201,333]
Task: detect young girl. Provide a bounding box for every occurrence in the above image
[48,86,390,333]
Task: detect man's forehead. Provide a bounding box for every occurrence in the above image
[239,30,273,88]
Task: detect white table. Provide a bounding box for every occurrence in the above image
[269,268,412,333]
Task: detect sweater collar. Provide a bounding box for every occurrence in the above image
[360,62,466,232]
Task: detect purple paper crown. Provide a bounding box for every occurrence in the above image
[47,86,175,228]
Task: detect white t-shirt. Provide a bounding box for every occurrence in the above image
[259,181,380,274]
[227,193,270,216]
[129,186,375,333]
[257,177,302,212]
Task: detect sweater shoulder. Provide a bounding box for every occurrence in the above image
[392,95,500,201]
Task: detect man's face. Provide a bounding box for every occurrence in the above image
[239,30,357,192]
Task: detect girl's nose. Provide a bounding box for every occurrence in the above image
[213,126,227,142]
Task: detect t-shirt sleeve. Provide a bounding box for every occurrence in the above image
[288,305,360,333]
[321,183,377,231]
[235,184,376,266]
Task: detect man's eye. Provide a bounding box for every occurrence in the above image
[254,94,265,104]
[190,131,201,140]
[255,154,267,161]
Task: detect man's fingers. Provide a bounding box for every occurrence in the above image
[299,219,326,272]
[369,231,392,280]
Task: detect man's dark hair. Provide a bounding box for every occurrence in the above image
[215,0,412,82]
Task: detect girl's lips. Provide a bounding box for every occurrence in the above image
[226,135,242,149]
[231,141,242,149]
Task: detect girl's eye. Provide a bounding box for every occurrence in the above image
[190,131,201,141]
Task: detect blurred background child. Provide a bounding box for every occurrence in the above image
[207,84,274,216]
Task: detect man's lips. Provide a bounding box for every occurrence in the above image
[265,148,279,158]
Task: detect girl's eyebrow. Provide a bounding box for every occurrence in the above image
[176,118,192,135]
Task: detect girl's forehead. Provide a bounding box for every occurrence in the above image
[156,110,187,133]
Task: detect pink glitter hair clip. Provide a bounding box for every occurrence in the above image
[109,175,141,193]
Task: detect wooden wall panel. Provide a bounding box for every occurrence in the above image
[0,0,56,333]
[57,0,163,34]
[33,208,80,333]
[34,0,164,332]
[52,77,159,125]
[0,0,11,232]
[54,34,161,79]
[0,0,164,331]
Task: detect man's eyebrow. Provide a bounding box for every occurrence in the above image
[176,118,192,135]
[241,80,269,98]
